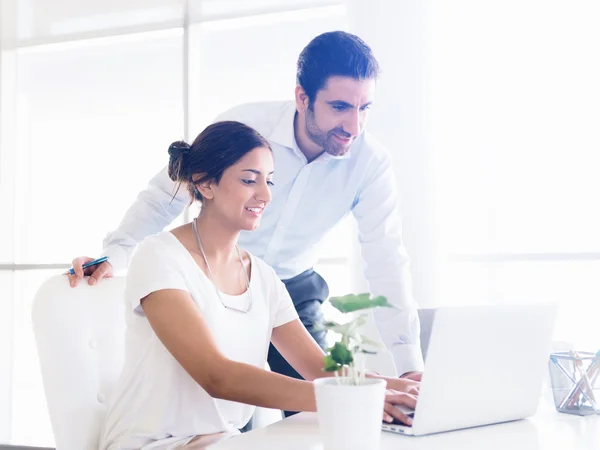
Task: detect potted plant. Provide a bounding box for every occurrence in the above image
[313,293,395,450]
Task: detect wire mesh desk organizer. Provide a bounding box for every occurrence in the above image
[549,351,600,416]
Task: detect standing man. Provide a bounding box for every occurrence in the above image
[69,31,424,407]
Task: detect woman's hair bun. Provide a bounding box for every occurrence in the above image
[167,140,191,182]
[168,141,191,159]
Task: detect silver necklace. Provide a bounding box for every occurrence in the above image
[192,218,252,313]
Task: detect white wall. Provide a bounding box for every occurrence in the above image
[346,0,600,351]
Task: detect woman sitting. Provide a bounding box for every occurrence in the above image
[99,121,418,450]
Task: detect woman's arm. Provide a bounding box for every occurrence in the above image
[270,319,419,393]
[270,319,420,424]
[266,315,422,426]
[141,289,316,412]
[270,319,329,381]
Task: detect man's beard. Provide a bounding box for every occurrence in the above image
[305,107,352,157]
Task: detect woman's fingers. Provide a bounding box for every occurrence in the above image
[383,401,413,425]
[383,391,418,425]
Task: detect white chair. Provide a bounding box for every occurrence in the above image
[32,275,127,450]
[31,274,281,450]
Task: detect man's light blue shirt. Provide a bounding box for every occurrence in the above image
[102,100,424,374]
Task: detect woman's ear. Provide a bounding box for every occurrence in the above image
[195,179,215,200]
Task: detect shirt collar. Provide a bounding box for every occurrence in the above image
[268,101,298,150]
[268,101,351,162]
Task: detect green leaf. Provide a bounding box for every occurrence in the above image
[330,341,353,366]
[314,316,367,337]
[323,355,342,372]
[347,314,367,331]
[313,320,348,334]
[328,293,394,313]
[359,334,383,349]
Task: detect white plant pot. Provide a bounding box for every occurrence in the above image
[314,377,386,450]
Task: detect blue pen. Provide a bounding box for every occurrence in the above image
[68,256,109,275]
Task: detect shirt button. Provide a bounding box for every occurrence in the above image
[89,340,97,350]
[97,393,105,404]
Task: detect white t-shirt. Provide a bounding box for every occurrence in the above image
[99,231,298,450]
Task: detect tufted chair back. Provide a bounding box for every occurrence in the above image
[32,275,126,450]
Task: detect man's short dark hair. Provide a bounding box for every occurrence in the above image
[296,31,380,105]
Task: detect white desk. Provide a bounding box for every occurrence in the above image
[209,398,600,450]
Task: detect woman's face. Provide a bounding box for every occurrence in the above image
[202,145,274,231]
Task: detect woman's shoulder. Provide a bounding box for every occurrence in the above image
[246,251,278,283]
[132,231,183,263]
[246,251,272,272]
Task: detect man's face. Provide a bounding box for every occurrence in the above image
[305,76,375,157]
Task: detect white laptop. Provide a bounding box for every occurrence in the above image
[383,303,557,436]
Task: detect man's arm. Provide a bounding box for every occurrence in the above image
[101,104,245,270]
[102,166,188,271]
[351,153,424,376]
[69,106,251,287]
[68,166,188,287]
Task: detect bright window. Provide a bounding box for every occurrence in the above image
[0,2,351,446]
[427,0,600,350]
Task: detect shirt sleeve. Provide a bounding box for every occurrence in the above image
[102,166,189,272]
[270,269,299,328]
[352,153,424,375]
[125,236,190,316]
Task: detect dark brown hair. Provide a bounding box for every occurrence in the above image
[168,121,270,202]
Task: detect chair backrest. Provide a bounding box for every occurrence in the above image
[32,275,127,450]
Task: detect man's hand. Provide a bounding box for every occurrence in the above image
[400,371,423,382]
[67,256,113,287]
[382,389,418,425]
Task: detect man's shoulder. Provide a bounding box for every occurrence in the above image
[214,101,293,136]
